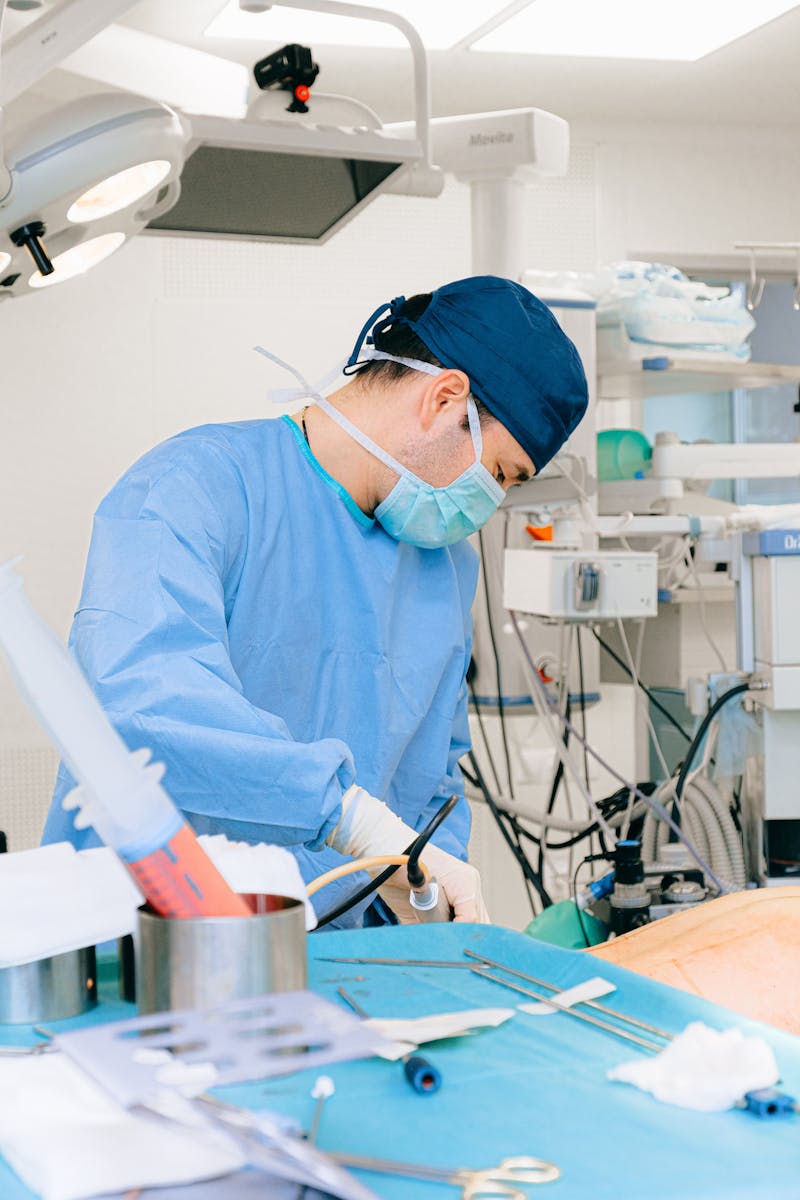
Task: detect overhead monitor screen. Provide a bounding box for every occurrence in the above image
[148,146,402,241]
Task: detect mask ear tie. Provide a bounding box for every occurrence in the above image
[466,395,484,455]
[346,296,407,368]
[254,345,346,406]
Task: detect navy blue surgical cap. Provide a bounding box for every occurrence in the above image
[348,275,589,472]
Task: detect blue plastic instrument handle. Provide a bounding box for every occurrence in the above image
[743,1087,797,1118]
[402,1052,442,1094]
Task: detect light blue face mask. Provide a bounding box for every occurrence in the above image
[319,352,505,549]
[255,346,506,550]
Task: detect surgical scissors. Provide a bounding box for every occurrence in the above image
[330,1152,560,1197]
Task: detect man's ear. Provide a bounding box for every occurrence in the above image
[417,369,471,432]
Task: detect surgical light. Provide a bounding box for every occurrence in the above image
[0,91,189,298]
[0,251,10,274]
[66,160,172,224]
[28,232,126,289]
[470,0,799,61]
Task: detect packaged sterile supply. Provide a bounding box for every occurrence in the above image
[524,262,756,363]
[0,1053,245,1200]
[0,843,141,969]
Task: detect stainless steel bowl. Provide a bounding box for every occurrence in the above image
[0,946,97,1024]
[136,894,306,1014]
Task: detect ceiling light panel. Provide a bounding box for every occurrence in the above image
[205,0,508,50]
[471,0,799,60]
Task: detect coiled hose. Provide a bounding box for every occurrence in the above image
[642,775,745,891]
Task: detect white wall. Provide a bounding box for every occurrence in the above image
[587,120,800,270]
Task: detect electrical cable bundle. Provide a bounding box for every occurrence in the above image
[640,680,751,890]
[642,774,746,890]
[315,793,461,929]
[469,509,751,920]
[508,609,731,895]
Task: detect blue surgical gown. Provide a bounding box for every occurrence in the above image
[42,416,479,927]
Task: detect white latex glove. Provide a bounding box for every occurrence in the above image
[326,786,489,924]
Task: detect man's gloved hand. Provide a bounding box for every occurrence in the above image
[326,785,489,925]
[376,839,490,924]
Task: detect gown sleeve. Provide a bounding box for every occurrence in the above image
[62,438,355,849]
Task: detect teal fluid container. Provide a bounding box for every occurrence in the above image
[524,899,607,949]
[597,429,652,481]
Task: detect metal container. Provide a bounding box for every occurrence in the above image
[136,895,306,1014]
[0,946,97,1024]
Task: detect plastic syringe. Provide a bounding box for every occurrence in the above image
[0,561,249,918]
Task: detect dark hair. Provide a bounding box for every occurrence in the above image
[351,293,441,384]
[353,291,495,428]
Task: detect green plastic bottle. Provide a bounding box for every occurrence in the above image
[596,429,652,482]
[524,899,608,949]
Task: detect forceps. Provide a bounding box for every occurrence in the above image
[330,1152,560,1198]
[0,1026,57,1055]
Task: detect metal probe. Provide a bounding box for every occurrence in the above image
[320,952,672,1042]
[471,968,665,1052]
[307,1075,335,1144]
[464,949,674,1042]
[317,956,474,968]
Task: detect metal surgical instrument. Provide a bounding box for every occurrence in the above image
[472,967,666,1052]
[463,949,674,1042]
[308,1075,335,1145]
[317,956,474,967]
[318,950,672,1052]
[0,1041,57,1056]
[329,1151,561,1198]
[0,1025,57,1056]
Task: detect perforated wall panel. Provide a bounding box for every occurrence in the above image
[0,745,59,852]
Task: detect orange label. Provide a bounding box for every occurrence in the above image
[526,524,553,542]
[127,824,251,918]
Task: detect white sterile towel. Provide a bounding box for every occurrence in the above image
[0,843,142,967]
[607,1021,780,1111]
[0,836,316,968]
[198,835,317,929]
[366,1008,516,1060]
[0,1053,244,1200]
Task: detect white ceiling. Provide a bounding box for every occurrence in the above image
[6,0,800,130]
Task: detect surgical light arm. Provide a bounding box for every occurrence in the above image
[0,0,141,107]
[237,0,434,171]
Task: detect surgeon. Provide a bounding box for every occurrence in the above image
[42,275,588,927]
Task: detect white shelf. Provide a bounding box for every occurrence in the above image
[665,580,735,606]
[599,358,800,401]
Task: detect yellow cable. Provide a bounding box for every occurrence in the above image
[306,854,430,898]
